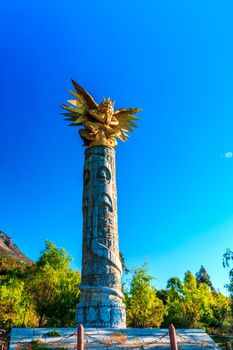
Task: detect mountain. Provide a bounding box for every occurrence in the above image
[0,231,34,266]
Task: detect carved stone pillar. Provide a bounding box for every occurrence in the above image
[76,146,126,328]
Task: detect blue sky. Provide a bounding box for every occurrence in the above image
[1,0,233,292]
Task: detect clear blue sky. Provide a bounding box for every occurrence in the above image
[1,0,233,293]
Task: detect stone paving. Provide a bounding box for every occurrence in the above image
[10,328,220,350]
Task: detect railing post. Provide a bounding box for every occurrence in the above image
[169,324,178,350]
[225,342,232,350]
[77,324,84,350]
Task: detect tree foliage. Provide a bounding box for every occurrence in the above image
[0,240,80,328]
[223,248,233,296]
[196,265,214,290]
[126,266,166,328]
[0,276,37,327]
[0,251,29,275]
[36,241,71,271]
[162,270,230,329]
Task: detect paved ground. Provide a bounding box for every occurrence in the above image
[10,328,220,350]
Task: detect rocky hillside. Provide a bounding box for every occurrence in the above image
[0,231,33,265]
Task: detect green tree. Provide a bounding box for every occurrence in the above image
[163,270,231,329]
[0,240,81,328]
[223,248,233,296]
[126,266,166,328]
[163,276,185,327]
[119,252,129,274]
[195,265,214,290]
[37,240,71,270]
[28,241,80,327]
[45,269,81,327]
[167,277,183,295]
[211,292,231,328]
[0,251,29,275]
[183,271,202,326]
[28,264,60,326]
[164,272,215,328]
[0,276,37,327]
[223,248,233,330]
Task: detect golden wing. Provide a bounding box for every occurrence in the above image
[61,79,98,127]
[113,108,142,142]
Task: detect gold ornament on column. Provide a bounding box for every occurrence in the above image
[61,80,141,148]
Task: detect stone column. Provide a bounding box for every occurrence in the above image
[76,146,126,328]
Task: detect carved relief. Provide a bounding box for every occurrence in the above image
[77,147,126,328]
[96,166,111,183]
[84,169,90,184]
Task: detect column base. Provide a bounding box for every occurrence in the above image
[76,301,126,328]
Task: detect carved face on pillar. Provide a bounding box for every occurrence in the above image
[96,166,111,183]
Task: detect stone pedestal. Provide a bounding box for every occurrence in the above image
[76,146,126,328]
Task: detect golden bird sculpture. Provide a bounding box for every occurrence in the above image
[61,80,142,148]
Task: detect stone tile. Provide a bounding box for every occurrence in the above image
[140,335,169,344]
